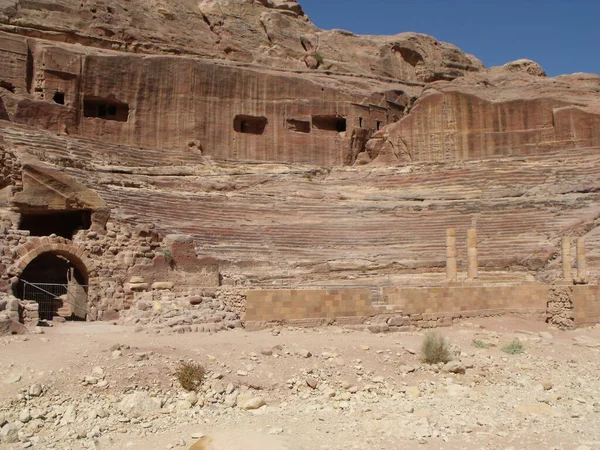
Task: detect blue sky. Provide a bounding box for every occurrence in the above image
[299,0,600,77]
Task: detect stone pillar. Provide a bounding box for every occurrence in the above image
[467,229,478,280]
[561,237,572,280]
[576,237,587,282]
[445,228,457,281]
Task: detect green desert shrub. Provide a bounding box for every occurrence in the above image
[421,331,452,364]
[175,361,206,391]
[502,338,525,355]
[472,339,489,349]
[163,249,176,268]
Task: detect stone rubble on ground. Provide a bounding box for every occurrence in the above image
[0,323,599,450]
[116,288,245,335]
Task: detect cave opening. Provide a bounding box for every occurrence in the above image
[83,98,129,122]
[0,80,15,93]
[312,115,347,132]
[392,46,424,67]
[233,115,268,134]
[53,92,65,105]
[0,97,8,121]
[19,210,92,239]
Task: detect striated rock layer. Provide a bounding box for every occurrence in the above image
[2,121,598,287]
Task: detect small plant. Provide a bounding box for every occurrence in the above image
[163,249,175,267]
[175,361,205,391]
[421,331,452,364]
[502,338,525,355]
[314,52,324,64]
[472,339,489,349]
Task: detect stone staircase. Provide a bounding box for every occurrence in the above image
[4,119,599,285]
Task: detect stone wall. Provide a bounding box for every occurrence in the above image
[546,286,575,329]
[0,221,30,292]
[567,285,600,327]
[244,284,551,329]
[245,289,373,322]
[0,142,21,192]
[383,284,548,316]
[1,215,221,321]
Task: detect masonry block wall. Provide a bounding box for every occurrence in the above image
[572,285,600,326]
[383,285,549,316]
[245,289,373,322]
[244,284,551,326]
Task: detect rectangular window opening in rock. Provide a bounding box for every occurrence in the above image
[83,98,129,122]
[0,80,16,93]
[359,117,363,128]
[376,120,383,130]
[19,210,92,239]
[312,115,347,132]
[233,115,268,134]
[286,118,311,133]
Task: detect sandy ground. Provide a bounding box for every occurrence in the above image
[0,317,599,450]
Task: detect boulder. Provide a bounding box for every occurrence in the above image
[0,312,27,336]
[118,391,162,418]
[503,58,547,77]
[0,422,20,444]
[28,383,43,397]
[236,393,266,410]
[443,360,466,374]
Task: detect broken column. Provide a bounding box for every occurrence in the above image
[561,236,572,280]
[446,228,457,281]
[576,237,587,282]
[467,229,478,280]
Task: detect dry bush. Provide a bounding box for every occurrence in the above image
[502,338,524,355]
[176,361,205,391]
[421,331,452,364]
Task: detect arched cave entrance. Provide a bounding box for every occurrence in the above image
[13,252,89,321]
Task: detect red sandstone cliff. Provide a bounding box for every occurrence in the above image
[0,0,482,79]
[365,66,600,165]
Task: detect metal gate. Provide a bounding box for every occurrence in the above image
[21,280,88,321]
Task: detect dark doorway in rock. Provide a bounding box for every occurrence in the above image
[0,80,15,93]
[14,252,88,321]
[53,92,65,105]
[0,97,8,121]
[312,115,347,132]
[233,115,268,134]
[19,210,92,239]
[83,97,129,122]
